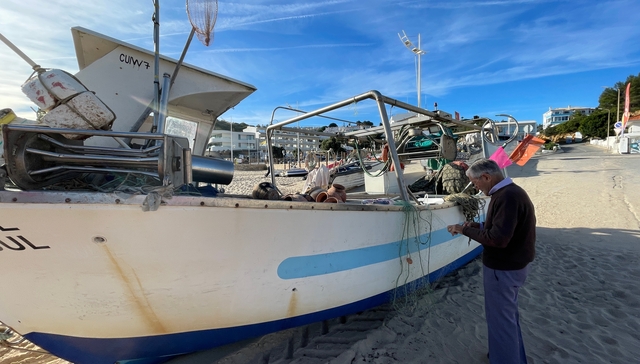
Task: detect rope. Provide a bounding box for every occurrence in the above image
[390,201,436,315]
[352,138,388,177]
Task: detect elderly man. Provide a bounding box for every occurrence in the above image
[447,158,536,364]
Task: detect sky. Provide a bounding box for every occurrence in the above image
[1,0,639,128]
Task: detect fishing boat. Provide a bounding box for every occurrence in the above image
[0,4,516,364]
[281,168,308,178]
[328,160,373,190]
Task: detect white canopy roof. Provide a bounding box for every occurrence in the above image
[70,27,256,126]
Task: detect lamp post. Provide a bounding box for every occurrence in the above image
[230,117,233,162]
[616,87,620,125]
[602,86,621,146]
[297,122,300,168]
[605,109,611,150]
[597,105,612,150]
[399,30,427,108]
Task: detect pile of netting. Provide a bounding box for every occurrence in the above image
[409,160,477,195]
[443,192,485,222]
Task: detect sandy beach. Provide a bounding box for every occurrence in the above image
[2,143,639,364]
[220,168,309,197]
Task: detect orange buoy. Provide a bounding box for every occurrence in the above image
[389,162,404,172]
[383,144,404,171]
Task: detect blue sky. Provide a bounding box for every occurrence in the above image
[1,0,639,128]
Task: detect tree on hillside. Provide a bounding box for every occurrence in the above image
[622,73,640,114]
[214,119,249,132]
[321,137,345,153]
[543,112,584,138]
[579,110,609,139]
[599,73,640,120]
[558,114,583,134]
[599,85,621,115]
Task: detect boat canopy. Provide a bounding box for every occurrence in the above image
[70,27,256,152]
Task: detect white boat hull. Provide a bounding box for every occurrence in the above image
[0,190,486,364]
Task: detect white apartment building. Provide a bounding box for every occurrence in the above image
[206,129,258,160]
[494,119,538,141]
[323,125,363,134]
[543,106,595,129]
[206,126,328,161]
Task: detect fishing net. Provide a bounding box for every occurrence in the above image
[186,0,218,46]
[390,191,485,315]
[443,193,485,222]
[389,201,437,316]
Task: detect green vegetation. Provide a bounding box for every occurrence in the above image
[542,73,639,139]
[214,119,250,132]
[271,145,285,159]
[320,137,345,153]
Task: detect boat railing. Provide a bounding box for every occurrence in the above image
[265,90,484,202]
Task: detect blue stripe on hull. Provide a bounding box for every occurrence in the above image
[277,225,459,279]
[24,246,483,364]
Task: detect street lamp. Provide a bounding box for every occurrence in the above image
[398,30,427,108]
[607,109,611,149]
[604,108,611,150]
[230,117,233,162]
[597,105,612,150]
[602,86,622,146]
[615,86,620,125]
[297,122,300,168]
[603,86,621,124]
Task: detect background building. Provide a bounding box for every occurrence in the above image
[263,126,327,162]
[206,126,328,163]
[543,106,595,129]
[206,129,257,161]
[494,119,538,141]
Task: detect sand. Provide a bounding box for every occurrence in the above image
[220,169,309,196]
[2,143,639,364]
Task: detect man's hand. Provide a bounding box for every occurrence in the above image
[447,224,464,236]
[463,221,480,229]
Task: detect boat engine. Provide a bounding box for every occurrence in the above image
[1,124,234,190]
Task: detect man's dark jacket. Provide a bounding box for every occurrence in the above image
[463,183,536,270]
